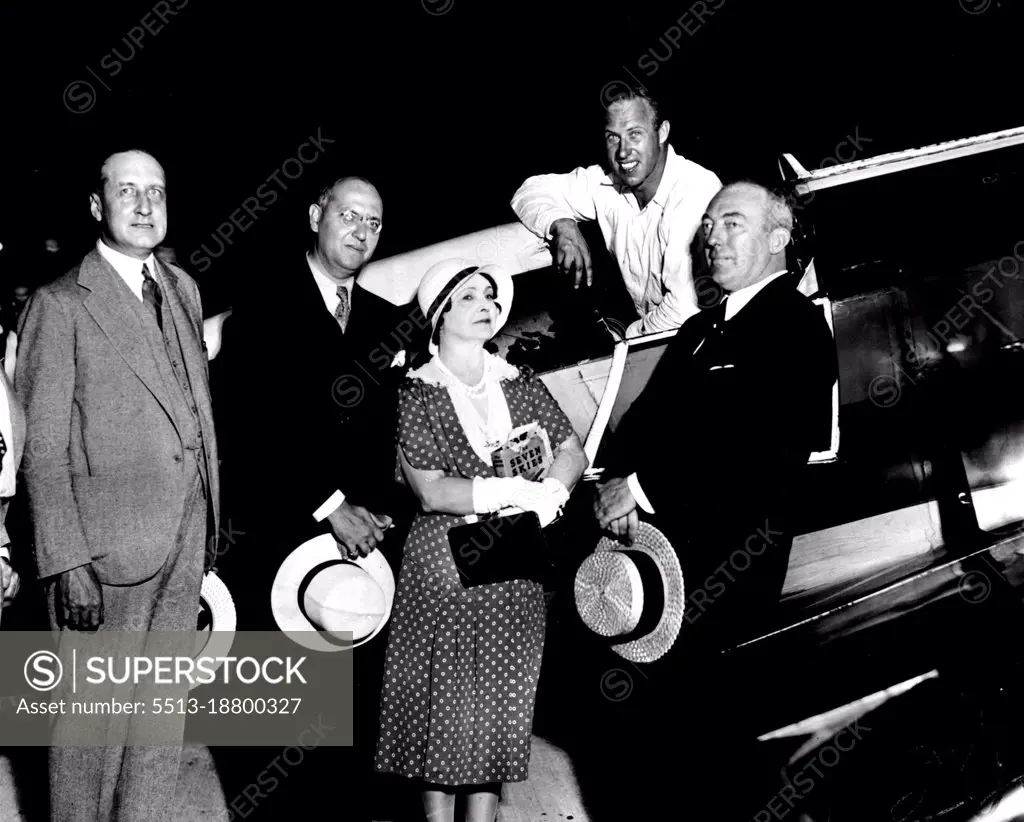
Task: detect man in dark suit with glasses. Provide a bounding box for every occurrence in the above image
[214,173,424,820]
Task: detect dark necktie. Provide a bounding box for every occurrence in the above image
[692,295,728,357]
[334,285,350,333]
[141,262,163,331]
[709,294,728,331]
[0,430,6,464]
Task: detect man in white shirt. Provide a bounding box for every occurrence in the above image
[510,85,722,338]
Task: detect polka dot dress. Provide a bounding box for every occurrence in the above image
[375,369,575,786]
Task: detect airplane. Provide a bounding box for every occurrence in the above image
[199,124,1024,817]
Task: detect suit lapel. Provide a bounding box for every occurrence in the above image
[77,250,179,429]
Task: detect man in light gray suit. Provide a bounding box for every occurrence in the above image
[16,148,219,821]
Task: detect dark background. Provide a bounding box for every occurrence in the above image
[1,0,1021,315]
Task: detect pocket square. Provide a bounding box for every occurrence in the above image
[390,350,407,368]
[708,363,735,371]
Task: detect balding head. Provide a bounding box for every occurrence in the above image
[308,176,383,282]
[701,181,792,293]
[90,150,168,260]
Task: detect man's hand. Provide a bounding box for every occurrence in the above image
[551,218,593,288]
[604,511,639,546]
[57,564,103,630]
[1,556,20,608]
[327,501,392,559]
[594,477,639,543]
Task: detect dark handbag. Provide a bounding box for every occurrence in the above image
[447,510,552,588]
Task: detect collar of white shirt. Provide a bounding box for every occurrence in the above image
[307,253,355,315]
[724,270,789,322]
[96,240,156,303]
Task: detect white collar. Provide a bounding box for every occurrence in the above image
[307,253,355,303]
[410,350,519,389]
[96,239,156,280]
[724,270,789,321]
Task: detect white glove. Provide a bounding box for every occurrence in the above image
[472,476,530,514]
[507,478,570,528]
[541,478,569,509]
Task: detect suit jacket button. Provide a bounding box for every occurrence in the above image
[174,455,183,463]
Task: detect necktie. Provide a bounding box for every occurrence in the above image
[141,262,163,331]
[0,430,6,464]
[692,296,728,357]
[709,294,728,331]
[334,285,350,333]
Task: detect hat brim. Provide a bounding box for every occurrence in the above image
[190,571,238,691]
[575,522,684,663]
[271,534,395,652]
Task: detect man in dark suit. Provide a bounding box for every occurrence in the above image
[592,180,837,817]
[16,149,220,821]
[595,179,836,646]
[217,174,422,616]
[214,174,423,820]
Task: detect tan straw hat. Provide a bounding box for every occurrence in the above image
[574,522,684,663]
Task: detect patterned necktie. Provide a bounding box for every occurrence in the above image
[141,262,163,331]
[334,285,350,333]
[0,430,6,464]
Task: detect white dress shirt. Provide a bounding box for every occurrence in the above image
[308,255,357,522]
[511,145,722,338]
[96,239,156,302]
[628,270,790,514]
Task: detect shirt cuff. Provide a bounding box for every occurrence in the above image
[313,490,346,522]
[0,544,9,562]
[625,319,644,339]
[627,473,655,515]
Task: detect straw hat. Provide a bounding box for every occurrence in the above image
[417,259,514,354]
[189,571,237,690]
[271,534,395,652]
[573,522,684,663]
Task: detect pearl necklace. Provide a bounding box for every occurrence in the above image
[458,376,488,400]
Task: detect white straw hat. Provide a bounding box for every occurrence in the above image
[271,534,395,652]
[189,571,237,690]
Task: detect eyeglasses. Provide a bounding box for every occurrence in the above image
[338,208,382,235]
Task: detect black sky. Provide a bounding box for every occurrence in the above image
[1,0,1021,313]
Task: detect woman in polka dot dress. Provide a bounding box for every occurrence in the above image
[374,259,588,821]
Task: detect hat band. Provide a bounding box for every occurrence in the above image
[604,550,665,645]
[297,559,362,648]
[427,266,479,327]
